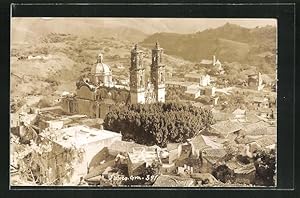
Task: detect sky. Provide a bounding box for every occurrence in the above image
[36,17,277,34]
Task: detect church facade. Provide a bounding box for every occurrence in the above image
[60,42,166,119]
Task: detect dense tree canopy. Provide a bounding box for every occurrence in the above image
[103,102,215,147]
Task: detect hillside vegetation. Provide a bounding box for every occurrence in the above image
[141,23,276,73]
[11,32,194,110]
[11,22,276,112]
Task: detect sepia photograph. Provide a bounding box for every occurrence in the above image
[10,17,277,187]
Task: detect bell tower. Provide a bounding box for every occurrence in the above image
[130,44,145,104]
[151,42,165,102]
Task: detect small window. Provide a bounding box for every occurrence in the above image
[139,76,143,86]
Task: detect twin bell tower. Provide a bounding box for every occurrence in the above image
[129,42,166,104]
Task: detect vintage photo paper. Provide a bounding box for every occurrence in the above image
[10,18,277,187]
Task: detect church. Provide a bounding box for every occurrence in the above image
[60,42,166,119]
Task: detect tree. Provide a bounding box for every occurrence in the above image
[253,150,276,186]
[103,102,215,147]
[212,164,235,183]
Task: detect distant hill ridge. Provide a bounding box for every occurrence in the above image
[11,18,148,43]
[141,23,276,64]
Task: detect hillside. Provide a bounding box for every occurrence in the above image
[10,21,276,112]
[141,23,276,72]
[10,32,195,111]
[11,18,148,44]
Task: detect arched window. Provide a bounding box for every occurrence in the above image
[160,51,163,62]
[139,76,143,87]
[131,56,136,65]
[160,72,164,83]
[139,57,143,66]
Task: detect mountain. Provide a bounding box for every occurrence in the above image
[78,18,275,35]
[11,18,148,44]
[12,18,276,45]
[141,23,276,66]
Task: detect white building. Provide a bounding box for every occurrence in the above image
[200,74,211,87]
[213,55,222,71]
[36,125,122,185]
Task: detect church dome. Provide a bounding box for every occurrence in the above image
[93,62,111,74]
[92,53,112,74]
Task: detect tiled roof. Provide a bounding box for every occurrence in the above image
[190,135,206,149]
[232,108,246,115]
[258,108,273,113]
[255,135,276,148]
[211,120,243,135]
[84,160,115,180]
[190,135,210,152]
[266,127,277,135]
[235,135,258,144]
[226,160,256,174]
[226,160,242,170]
[203,156,222,165]
[261,74,274,84]
[203,148,226,157]
[235,164,256,174]
[108,140,145,153]
[212,111,230,122]
[202,148,227,164]
[243,121,270,136]
[202,148,227,158]
[252,97,265,103]
[245,113,261,123]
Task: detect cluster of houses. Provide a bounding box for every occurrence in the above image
[166,73,216,102]
[166,55,276,110]
[10,51,277,187]
[10,98,276,186]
